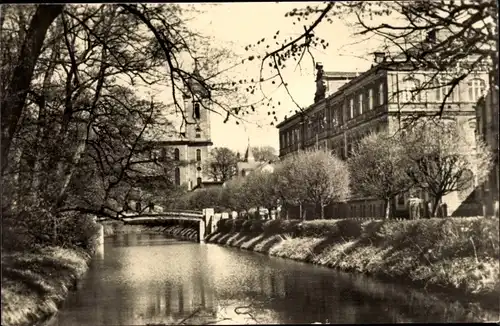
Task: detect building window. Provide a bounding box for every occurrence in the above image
[349,98,354,119]
[160,148,166,162]
[195,126,201,138]
[197,177,202,186]
[378,83,384,105]
[135,202,142,212]
[241,170,246,177]
[368,88,374,110]
[194,102,201,119]
[440,79,460,102]
[174,168,180,186]
[358,93,364,115]
[401,77,420,102]
[196,149,201,161]
[280,133,285,149]
[468,78,486,102]
[174,148,179,161]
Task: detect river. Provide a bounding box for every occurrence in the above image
[51,233,496,325]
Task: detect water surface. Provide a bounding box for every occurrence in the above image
[53,233,497,325]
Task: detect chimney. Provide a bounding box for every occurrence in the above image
[373,52,386,64]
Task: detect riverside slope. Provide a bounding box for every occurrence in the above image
[205,217,500,318]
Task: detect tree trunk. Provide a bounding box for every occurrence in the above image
[1,5,64,173]
[320,201,325,219]
[384,198,391,219]
[431,197,442,217]
[299,203,303,221]
[54,115,90,208]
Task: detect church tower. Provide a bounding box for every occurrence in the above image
[180,62,213,190]
[183,63,211,141]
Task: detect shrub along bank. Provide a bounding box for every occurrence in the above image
[206,217,500,309]
[1,214,100,326]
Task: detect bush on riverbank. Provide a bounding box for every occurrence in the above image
[1,246,90,326]
[2,212,100,253]
[207,217,500,307]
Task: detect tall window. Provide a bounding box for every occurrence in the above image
[440,79,460,102]
[174,148,179,161]
[197,177,202,186]
[281,133,285,148]
[378,83,384,105]
[196,149,201,161]
[195,126,201,138]
[174,168,180,186]
[358,93,364,115]
[468,78,486,102]
[349,98,354,119]
[368,88,374,110]
[401,77,420,102]
[194,102,201,119]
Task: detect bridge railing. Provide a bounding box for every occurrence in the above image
[120,211,203,220]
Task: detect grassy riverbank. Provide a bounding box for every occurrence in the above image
[1,247,91,326]
[206,217,500,310]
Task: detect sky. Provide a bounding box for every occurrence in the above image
[160,2,387,154]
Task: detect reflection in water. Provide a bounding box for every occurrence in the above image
[53,234,498,325]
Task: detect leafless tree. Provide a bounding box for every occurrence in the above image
[0,4,249,249]
[203,147,238,182]
[243,170,280,218]
[278,149,350,219]
[251,146,279,162]
[348,131,412,219]
[404,119,493,217]
[247,0,498,124]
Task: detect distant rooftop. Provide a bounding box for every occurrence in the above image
[323,71,359,79]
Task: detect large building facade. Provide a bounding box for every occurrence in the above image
[277,55,489,218]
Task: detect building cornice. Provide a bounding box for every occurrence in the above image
[152,140,213,146]
[277,63,389,129]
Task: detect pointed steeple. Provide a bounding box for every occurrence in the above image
[244,136,255,163]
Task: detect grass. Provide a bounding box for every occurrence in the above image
[1,246,91,326]
[206,217,500,312]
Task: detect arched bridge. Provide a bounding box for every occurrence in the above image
[117,209,217,243]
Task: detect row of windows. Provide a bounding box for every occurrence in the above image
[280,81,386,149]
[395,77,486,103]
[151,148,202,162]
[280,77,486,150]
[348,83,384,119]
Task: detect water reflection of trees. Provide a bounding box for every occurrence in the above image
[260,266,494,323]
[59,236,497,325]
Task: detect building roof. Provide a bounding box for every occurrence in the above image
[275,64,387,129]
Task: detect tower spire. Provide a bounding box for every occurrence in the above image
[244,136,255,163]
